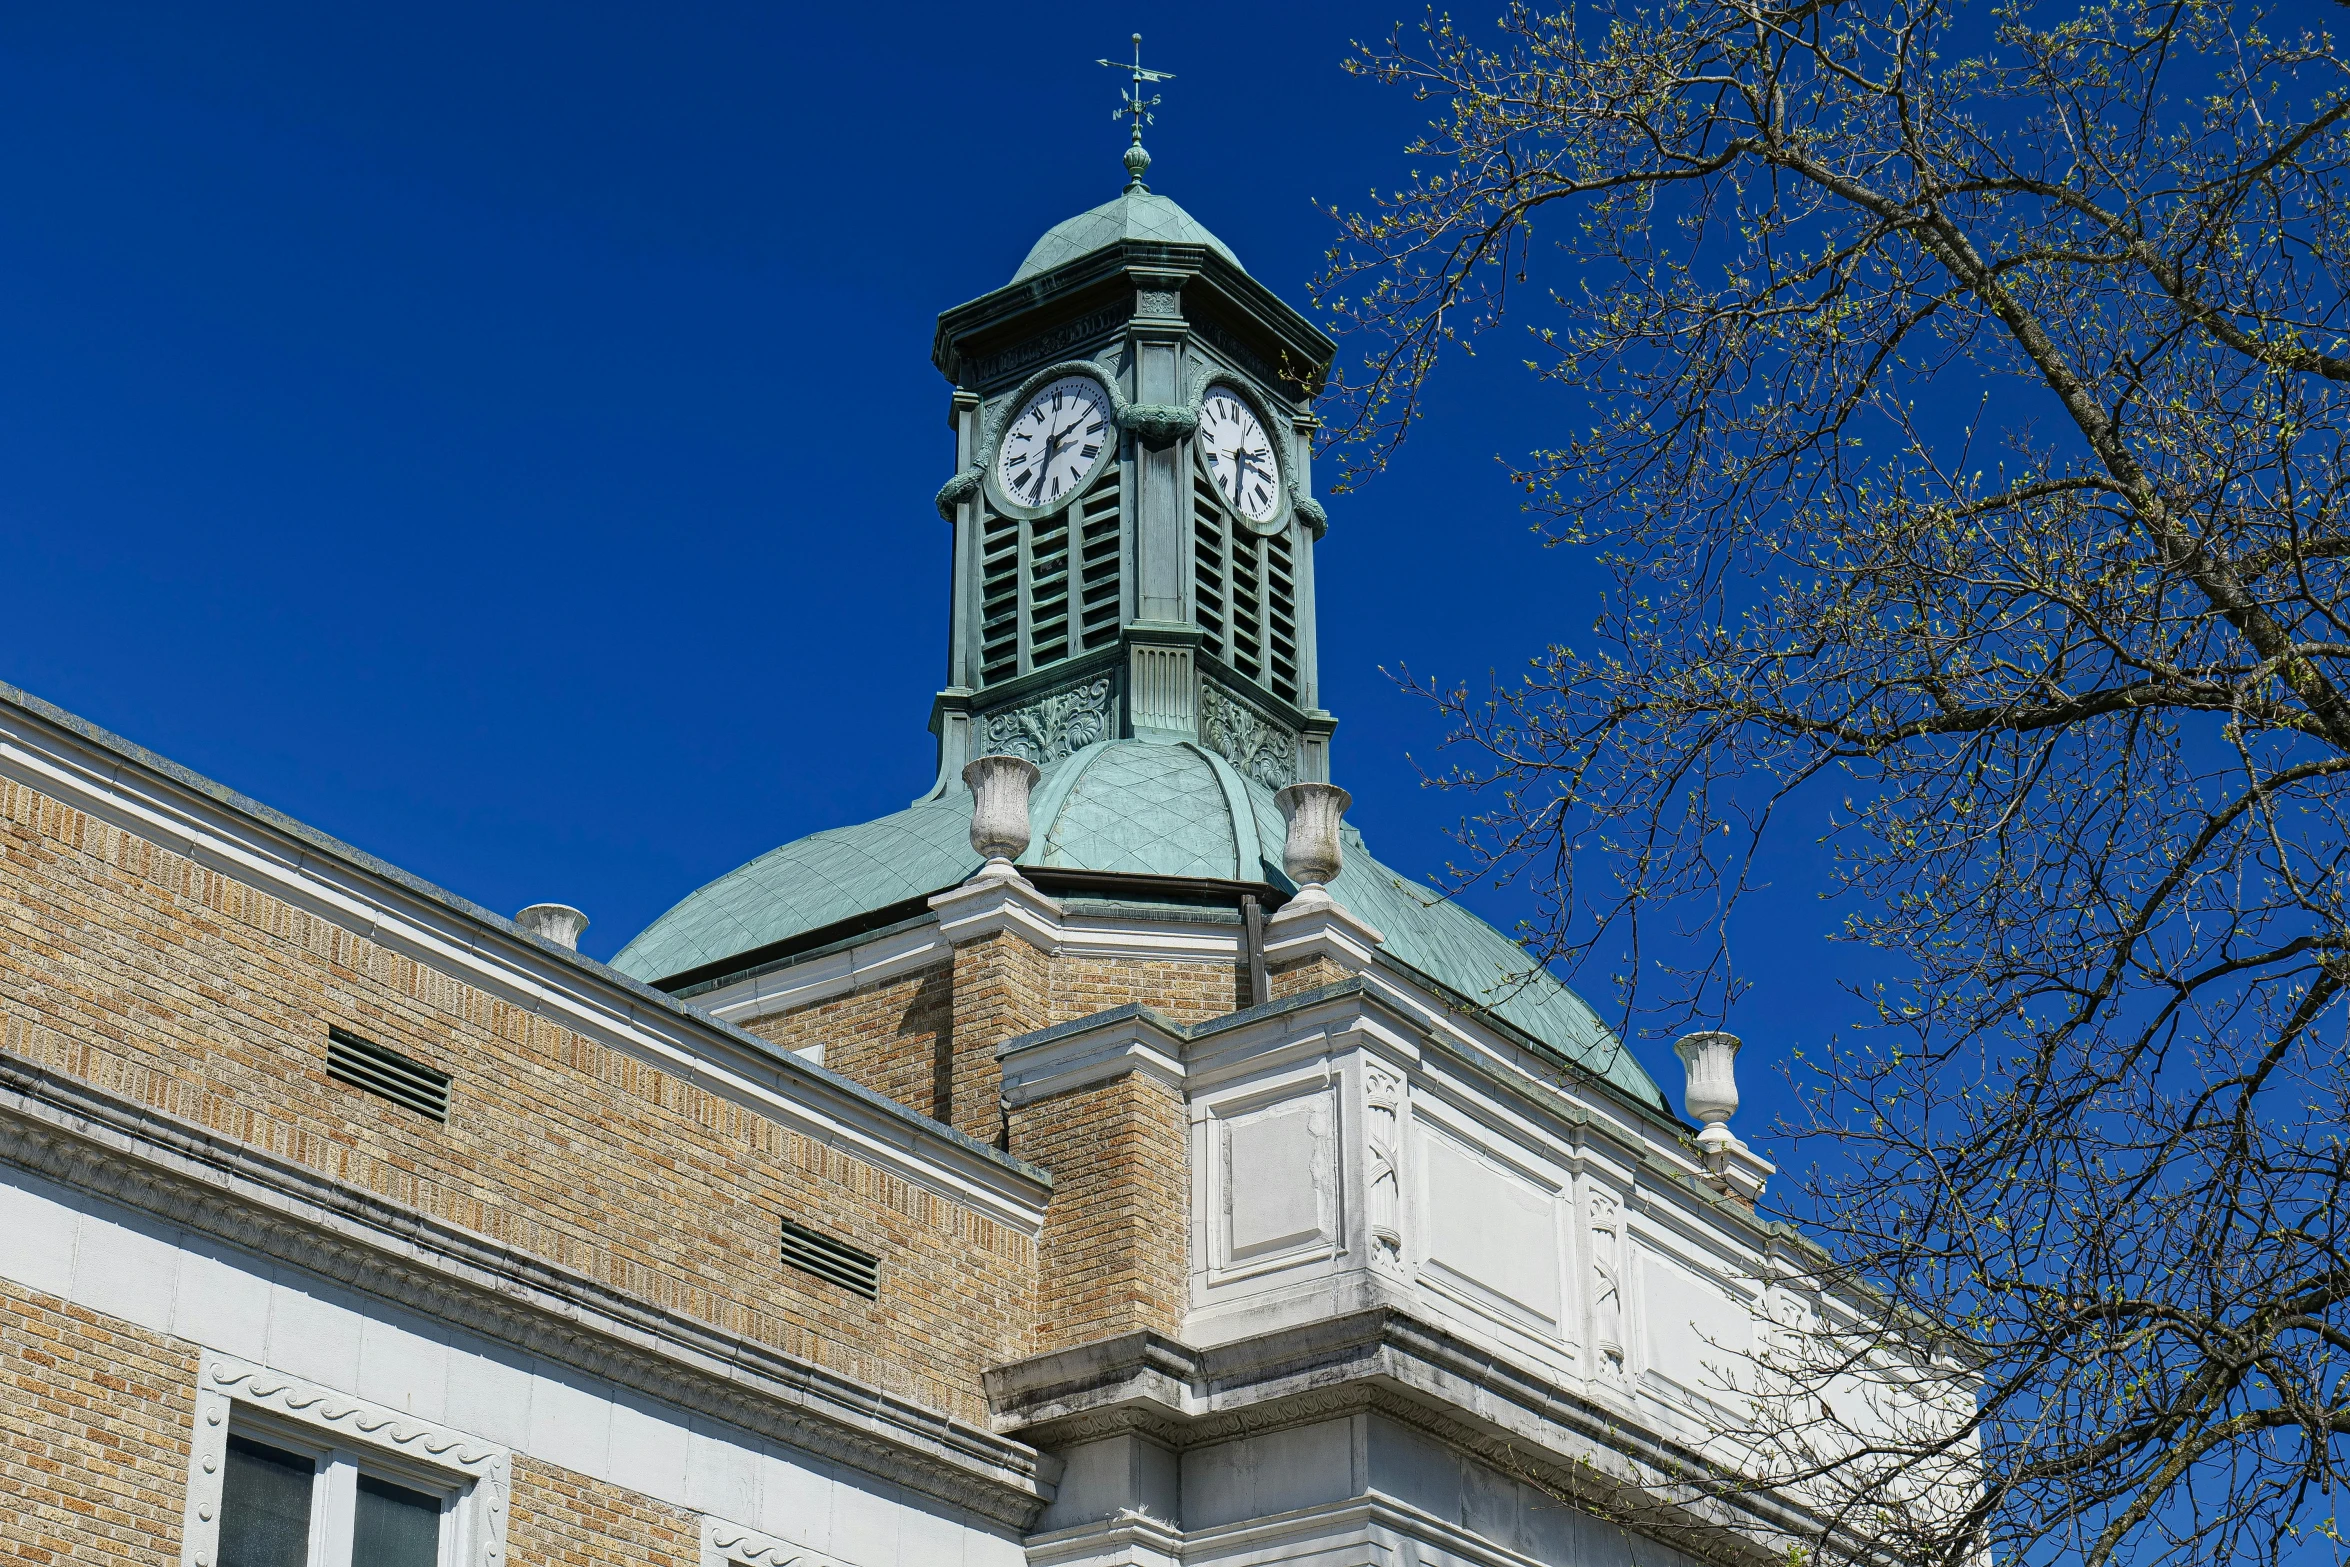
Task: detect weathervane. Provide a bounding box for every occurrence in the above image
[1097,33,1172,191]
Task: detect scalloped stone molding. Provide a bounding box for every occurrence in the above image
[180,1353,511,1567]
[702,1514,861,1567]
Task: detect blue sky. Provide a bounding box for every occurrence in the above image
[0,2,1851,1126]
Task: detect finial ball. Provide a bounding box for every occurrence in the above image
[1123,142,1152,188]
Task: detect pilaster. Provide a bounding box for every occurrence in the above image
[1127,271,1191,626]
[931,866,1063,1144]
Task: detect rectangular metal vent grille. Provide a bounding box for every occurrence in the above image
[780,1218,880,1299]
[326,1027,450,1121]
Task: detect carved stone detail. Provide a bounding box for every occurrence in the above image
[1589,1189,1629,1381]
[1137,289,1181,317]
[703,1515,856,1567]
[969,306,1128,384]
[1120,402,1198,447]
[1364,1064,1405,1272]
[1200,682,1296,790]
[977,678,1115,767]
[934,467,983,522]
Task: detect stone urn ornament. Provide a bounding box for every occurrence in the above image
[964,754,1042,868]
[515,903,589,951]
[1274,782,1352,892]
[1672,1030,1742,1158]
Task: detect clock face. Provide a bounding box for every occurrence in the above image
[1200,390,1280,523]
[996,377,1113,509]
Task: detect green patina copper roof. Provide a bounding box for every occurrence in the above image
[614,741,1665,1113]
[1013,190,1242,282]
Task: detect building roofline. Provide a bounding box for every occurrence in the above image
[0,677,1053,1198]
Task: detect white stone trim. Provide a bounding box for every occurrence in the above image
[0,692,1047,1237]
[181,1352,511,1567]
[700,1514,860,1567]
[691,922,951,1026]
[1056,915,1241,965]
[1259,886,1385,970]
[930,864,1066,952]
[998,1012,1189,1108]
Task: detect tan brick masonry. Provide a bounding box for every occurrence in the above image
[0,776,1031,1425]
[1268,953,1349,1000]
[1007,1070,1190,1352]
[508,1454,699,1566]
[1,1278,196,1565]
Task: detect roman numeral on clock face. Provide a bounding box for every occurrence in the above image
[1201,390,1280,523]
[996,375,1114,509]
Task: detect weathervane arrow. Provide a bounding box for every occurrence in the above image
[1097,34,1172,190]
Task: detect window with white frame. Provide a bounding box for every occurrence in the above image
[182,1353,508,1567]
[216,1419,459,1567]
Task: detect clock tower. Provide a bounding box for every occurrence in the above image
[923,141,1337,799]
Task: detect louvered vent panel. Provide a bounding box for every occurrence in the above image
[1265,527,1299,703]
[1029,513,1071,669]
[1192,474,1228,658]
[979,512,1022,685]
[1077,477,1122,650]
[326,1027,449,1121]
[1229,526,1265,683]
[780,1218,880,1299]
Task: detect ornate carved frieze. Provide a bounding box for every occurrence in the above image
[1200,682,1297,790]
[977,677,1116,766]
[970,306,1129,385]
[702,1516,857,1567]
[1194,316,1296,395]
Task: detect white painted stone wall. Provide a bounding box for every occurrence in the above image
[1184,995,1799,1457]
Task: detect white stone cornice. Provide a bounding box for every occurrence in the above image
[930,862,1067,953]
[985,1310,1837,1567]
[1260,885,1386,971]
[997,1008,1190,1108]
[690,920,951,1027]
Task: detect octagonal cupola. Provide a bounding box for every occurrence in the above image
[923,152,1337,802]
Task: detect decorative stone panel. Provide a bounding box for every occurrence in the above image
[1199,681,1297,790]
[978,677,1116,766]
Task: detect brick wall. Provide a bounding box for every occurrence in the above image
[1007,1072,1190,1352]
[509,1455,699,1566]
[0,1277,195,1565]
[742,964,954,1121]
[948,934,1050,1145]
[0,777,1031,1424]
[1267,954,1349,1000]
[1051,956,1246,1025]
